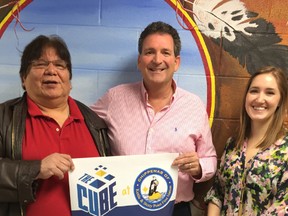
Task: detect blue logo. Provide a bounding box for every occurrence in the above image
[76,165,117,216]
[134,167,173,211]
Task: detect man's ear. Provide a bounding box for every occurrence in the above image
[174,55,181,72]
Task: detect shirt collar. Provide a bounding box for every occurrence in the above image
[243,136,286,148]
[140,79,177,104]
[26,94,83,120]
[274,136,286,146]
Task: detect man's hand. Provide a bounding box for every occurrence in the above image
[36,153,74,180]
[172,152,202,179]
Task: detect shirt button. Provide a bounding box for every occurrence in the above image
[56,128,60,132]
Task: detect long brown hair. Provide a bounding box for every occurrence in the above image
[236,66,288,149]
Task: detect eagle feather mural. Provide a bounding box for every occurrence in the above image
[180,0,288,74]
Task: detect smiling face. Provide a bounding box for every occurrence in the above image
[137,33,180,89]
[22,46,72,104]
[245,73,281,125]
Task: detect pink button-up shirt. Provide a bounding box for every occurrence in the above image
[91,81,217,202]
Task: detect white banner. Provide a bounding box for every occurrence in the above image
[69,153,179,216]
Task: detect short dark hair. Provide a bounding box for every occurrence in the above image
[138,21,181,56]
[19,35,72,88]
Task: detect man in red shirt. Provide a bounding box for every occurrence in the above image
[0,35,110,216]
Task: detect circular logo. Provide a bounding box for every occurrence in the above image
[134,167,174,211]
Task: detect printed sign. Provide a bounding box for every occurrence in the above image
[69,153,179,216]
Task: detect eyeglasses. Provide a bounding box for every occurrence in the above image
[31,59,67,70]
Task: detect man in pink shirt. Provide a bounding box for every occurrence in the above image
[91,21,217,216]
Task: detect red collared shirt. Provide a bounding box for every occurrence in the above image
[22,95,99,216]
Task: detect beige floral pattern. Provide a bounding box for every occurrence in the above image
[205,135,288,216]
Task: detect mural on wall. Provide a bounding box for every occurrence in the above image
[179,0,288,74]
[0,0,31,38]
[1,0,288,209]
[175,0,288,155]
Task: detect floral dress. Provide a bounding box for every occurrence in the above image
[205,135,288,216]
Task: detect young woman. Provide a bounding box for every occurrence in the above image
[205,66,288,215]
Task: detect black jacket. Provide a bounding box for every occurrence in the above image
[0,94,111,216]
